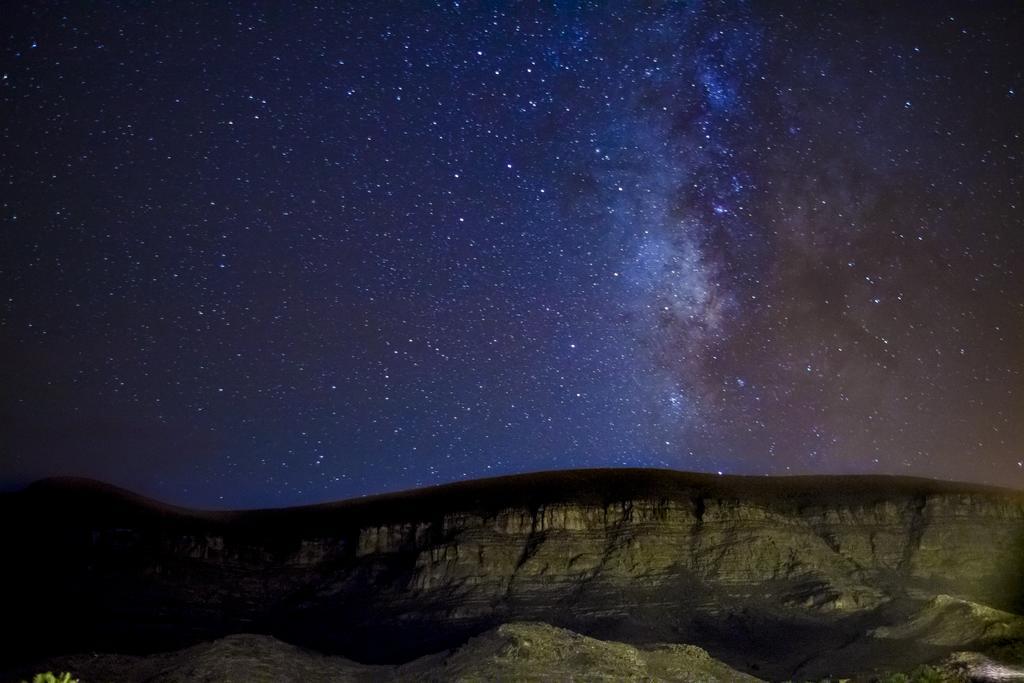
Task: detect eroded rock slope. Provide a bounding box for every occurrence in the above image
[3,469,1023,679]
[19,623,760,683]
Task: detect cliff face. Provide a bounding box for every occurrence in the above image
[4,469,1024,678]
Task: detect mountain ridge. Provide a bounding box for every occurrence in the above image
[18,466,1024,516]
[5,467,1024,680]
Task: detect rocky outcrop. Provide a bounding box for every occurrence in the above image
[21,634,383,683]
[400,622,761,682]
[20,623,760,682]
[791,595,1024,680]
[3,469,1024,679]
[871,595,1024,647]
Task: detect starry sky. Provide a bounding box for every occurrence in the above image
[2,2,1022,508]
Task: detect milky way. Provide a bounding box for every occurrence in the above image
[2,2,1022,507]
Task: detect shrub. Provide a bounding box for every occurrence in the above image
[26,673,78,683]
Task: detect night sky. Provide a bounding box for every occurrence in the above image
[2,2,1022,508]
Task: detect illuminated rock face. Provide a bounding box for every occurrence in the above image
[20,623,762,683]
[4,470,1024,679]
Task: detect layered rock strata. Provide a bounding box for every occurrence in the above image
[4,469,1023,678]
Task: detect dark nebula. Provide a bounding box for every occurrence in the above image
[2,2,1022,507]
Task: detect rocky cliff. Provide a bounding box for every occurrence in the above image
[4,469,1024,679]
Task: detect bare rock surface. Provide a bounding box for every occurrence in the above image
[398,622,761,681]
[939,650,1024,682]
[28,634,383,683]
[872,595,1024,646]
[3,468,1024,680]
[793,596,1024,681]
[23,623,759,683]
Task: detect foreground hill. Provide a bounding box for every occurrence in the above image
[3,468,1024,679]
[23,622,758,682]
